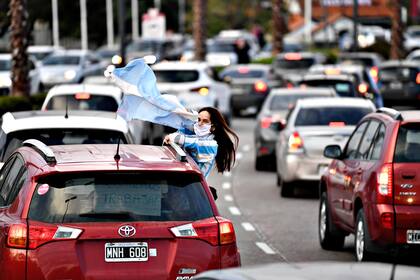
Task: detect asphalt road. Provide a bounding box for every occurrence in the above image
[208,117,355,266]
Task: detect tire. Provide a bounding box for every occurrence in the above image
[355,209,375,262]
[278,174,294,197]
[319,192,346,250]
[255,156,267,171]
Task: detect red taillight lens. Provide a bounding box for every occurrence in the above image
[416,73,420,84]
[286,82,293,89]
[370,67,379,83]
[260,117,272,129]
[254,80,268,93]
[377,163,393,202]
[170,217,236,246]
[381,212,393,229]
[7,223,83,249]
[75,92,91,100]
[329,121,345,127]
[288,131,303,152]
[358,83,368,96]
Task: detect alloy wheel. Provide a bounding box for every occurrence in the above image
[356,219,365,261]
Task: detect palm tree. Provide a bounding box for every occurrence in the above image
[272,0,286,55]
[10,0,30,97]
[193,0,207,61]
[390,0,404,59]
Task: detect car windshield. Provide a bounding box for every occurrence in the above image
[155,70,199,83]
[379,67,418,82]
[127,40,161,52]
[46,95,118,112]
[42,55,81,66]
[221,69,265,79]
[294,106,371,126]
[338,57,375,67]
[300,80,356,97]
[30,52,53,61]
[208,42,235,53]
[2,129,126,161]
[275,58,315,69]
[394,123,420,163]
[0,59,12,71]
[269,94,330,110]
[29,172,213,223]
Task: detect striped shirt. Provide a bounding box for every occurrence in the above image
[172,126,218,179]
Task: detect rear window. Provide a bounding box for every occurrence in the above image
[29,172,213,223]
[0,59,12,71]
[275,58,315,69]
[294,107,372,126]
[379,67,418,82]
[394,124,420,163]
[221,69,265,79]
[42,55,80,66]
[300,80,356,97]
[269,94,331,110]
[2,129,126,161]
[46,95,118,112]
[338,57,375,67]
[208,43,235,53]
[155,70,199,83]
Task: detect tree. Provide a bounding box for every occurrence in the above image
[390,0,404,59]
[10,0,30,97]
[272,0,287,55]
[193,0,207,61]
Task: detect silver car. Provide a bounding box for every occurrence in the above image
[275,97,375,197]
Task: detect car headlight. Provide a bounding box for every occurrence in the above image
[0,76,12,87]
[64,70,77,81]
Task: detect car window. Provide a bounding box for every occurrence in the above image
[0,157,16,206]
[0,156,24,207]
[275,58,315,69]
[42,55,80,66]
[154,70,199,83]
[208,42,235,53]
[269,94,331,110]
[358,121,380,160]
[344,121,368,159]
[0,59,12,71]
[300,80,356,97]
[294,107,371,126]
[221,69,265,79]
[29,172,213,223]
[394,123,420,163]
[46,95,118,112]
[379,67,418,82]
[368,124,385,160]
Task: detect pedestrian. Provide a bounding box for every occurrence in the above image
[163,107,239,179]
[234,38,251,64]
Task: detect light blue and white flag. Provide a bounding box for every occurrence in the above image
[108,58,197,129]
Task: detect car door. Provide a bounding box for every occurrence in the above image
[330,121,368,225]
[343,120,380,227]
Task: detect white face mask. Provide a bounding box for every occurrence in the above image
[194,122,212,137]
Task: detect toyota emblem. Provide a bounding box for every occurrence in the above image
[118,225,136,237]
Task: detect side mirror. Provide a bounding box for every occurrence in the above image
[209,186,218,201]
[324,145,342,159]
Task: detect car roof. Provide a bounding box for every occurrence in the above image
[47,84,122,99]
[379,60,420,68]
[2,110,128,134]
[28,144,201,174]
[50,49,91,56]
[310,64,364,73]
[222,64,270,72]
[296,97,375,108]
[28,45,63,52]
[269,87,336,96]
[400,110,420,121]
[338,52,381,59]
[300,73,355,81]
[152,61,208,70]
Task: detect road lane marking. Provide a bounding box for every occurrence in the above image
[222,182,231,190]
[224,194,233,202]
[229,206,241,215]
[256,242,276,255]
[241,222,255,231]
[243,144,251,152]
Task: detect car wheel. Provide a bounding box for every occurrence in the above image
[355,209,375,262]
[255,156,267,171]
[278,175,294,197]
[319,192,346,250]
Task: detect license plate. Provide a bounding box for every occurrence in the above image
[407,230,420,244]
[105,242,148,262]
[389,82,402,89]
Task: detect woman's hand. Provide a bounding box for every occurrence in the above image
[163,135,171,145]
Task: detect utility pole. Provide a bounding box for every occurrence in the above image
[52,0,60,47]
[390,0,404,59]
[106,0,114,47]
[352,0,358,52]
[80,0,88,50]
[131,0,139,41]
[193,0,207,61]
[10,0,30,97]
[304,0,312,47]
[272,0,286,55]
[118,0,127,66]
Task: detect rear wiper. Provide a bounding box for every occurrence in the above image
[79,211,135,219]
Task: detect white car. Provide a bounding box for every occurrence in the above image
[0,110,134,162]
[205,39,238,67]
[152,61,232,123]
[39,49,106,88]
[28,45,64,63]
[0,54,41,96]
[404,25,420,52]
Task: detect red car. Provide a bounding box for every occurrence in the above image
[0,140,240,279]
[319,108,420,261]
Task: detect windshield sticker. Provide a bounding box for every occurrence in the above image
[37,184,50,195]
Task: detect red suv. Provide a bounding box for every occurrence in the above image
[319,108,420,261]
[0,140,240,279]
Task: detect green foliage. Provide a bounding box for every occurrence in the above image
[0,92,47,117]
[252,57,274,65]
[30,92,48,110]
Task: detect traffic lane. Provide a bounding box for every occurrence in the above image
[221,118,355,264]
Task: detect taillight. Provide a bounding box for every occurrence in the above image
[191,86,210,96]
[381,213,393,229]
[329,121,345,127]
[170,217,236,246]
[254,80,268,93]
[7,223,83,249]
[377,163,393,203]
[75,92,91,100]
[288,131,303,152]
[370,67,379,83]
[358,83,368,96]
[260,117,272,129]
[286,82,293,89]
[416,73,420,84]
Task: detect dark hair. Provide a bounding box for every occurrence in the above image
[199,107,239,173]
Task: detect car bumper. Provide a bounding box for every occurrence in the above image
[280,153,331,182]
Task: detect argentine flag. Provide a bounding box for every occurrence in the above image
[108,58,197,129]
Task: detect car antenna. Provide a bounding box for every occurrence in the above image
[114,137,121,161]
[64,95,69,119]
